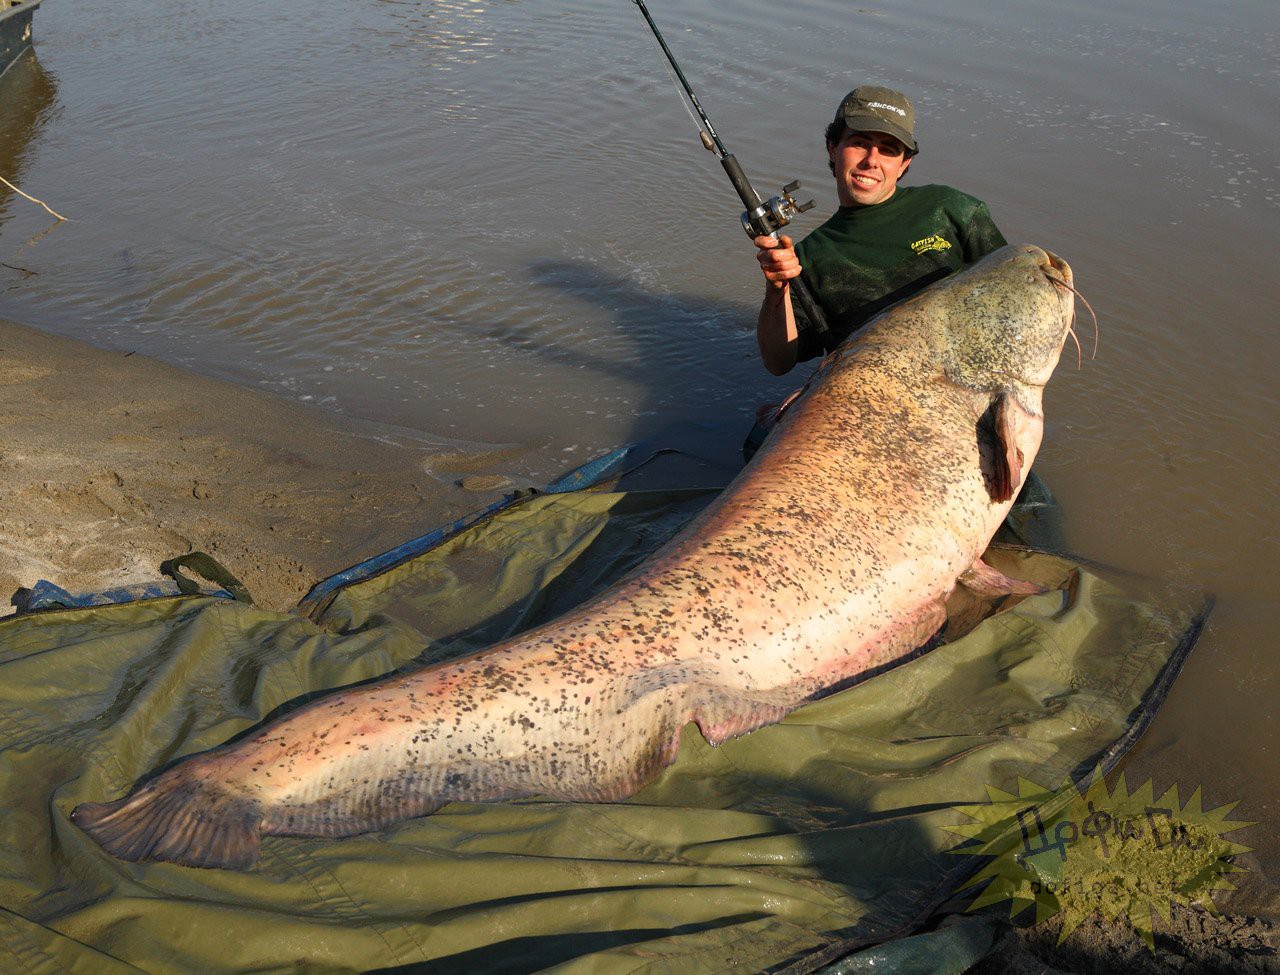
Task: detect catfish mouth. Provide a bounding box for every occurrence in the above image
[1040,249,1097,369]
[1042,248,1071,283]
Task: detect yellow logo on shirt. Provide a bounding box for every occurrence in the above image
[911,234,953,255]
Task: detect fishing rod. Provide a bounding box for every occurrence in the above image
[631,0,832,345]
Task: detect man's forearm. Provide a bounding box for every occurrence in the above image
[757,283,799,376]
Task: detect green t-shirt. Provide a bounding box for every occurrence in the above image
[793,183,1006,360]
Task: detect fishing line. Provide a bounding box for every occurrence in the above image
[650,42,713,150]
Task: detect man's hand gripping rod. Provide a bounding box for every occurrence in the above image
[632,0,833,345]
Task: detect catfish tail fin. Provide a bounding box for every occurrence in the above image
[72,777,264,870]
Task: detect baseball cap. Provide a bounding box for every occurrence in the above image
[836,85,917,154]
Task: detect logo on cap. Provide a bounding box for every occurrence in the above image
[865,101,907,117]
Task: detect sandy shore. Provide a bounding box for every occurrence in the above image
[0,316,532,612]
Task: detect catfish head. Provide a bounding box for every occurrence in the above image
[934,244,1078,503]
[937,243,1077,415]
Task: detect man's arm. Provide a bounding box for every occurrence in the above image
[754,235,801,376]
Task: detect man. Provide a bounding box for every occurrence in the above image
[754,85,1007,376]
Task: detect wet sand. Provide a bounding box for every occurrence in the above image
[0,316,527,612]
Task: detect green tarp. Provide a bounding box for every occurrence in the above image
[0,484,1205,973]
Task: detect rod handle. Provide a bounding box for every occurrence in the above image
[719,154,762,209]
[789,271,833,347]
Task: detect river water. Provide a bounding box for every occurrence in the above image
[2,0,1277,895]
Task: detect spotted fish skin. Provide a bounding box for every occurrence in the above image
[72,245,1076,870]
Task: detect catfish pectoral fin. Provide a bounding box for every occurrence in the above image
[72,778,263,870]
[945,560,1046,642]
[959,558,1047,598]
[980,392,1034,503]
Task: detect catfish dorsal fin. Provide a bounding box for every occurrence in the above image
[959,558,1047,597]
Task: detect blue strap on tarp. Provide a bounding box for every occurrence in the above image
[542,445,640,493]
[18,579,212,611]
[15,552,251,613]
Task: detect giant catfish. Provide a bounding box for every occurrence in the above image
[73,244,1079,869]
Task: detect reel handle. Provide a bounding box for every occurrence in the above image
[739,182,816,239]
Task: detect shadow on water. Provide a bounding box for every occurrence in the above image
[523,256,779,460]
[524,257,752,356]
[446,256,752,389]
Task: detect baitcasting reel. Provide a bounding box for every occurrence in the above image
[739,180,816,240]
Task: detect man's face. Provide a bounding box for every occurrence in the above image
[828,129,912,207]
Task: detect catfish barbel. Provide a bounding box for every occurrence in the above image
[73,244,1078,870]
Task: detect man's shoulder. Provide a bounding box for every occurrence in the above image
[904,185,1006,259]
[901,183,992,213]
[796,210,848,258]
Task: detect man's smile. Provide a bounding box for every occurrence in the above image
[829,129,911,207]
